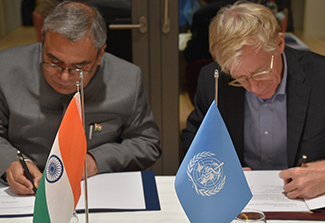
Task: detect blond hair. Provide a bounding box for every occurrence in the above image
[209,1,281,73]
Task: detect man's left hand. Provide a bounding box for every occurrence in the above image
[82,153,98,179]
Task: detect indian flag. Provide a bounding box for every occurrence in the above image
[33,92,87,223]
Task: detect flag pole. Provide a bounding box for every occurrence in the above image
[214,69,219,106]
[78,71,90,223]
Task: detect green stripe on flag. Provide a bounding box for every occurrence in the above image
[33,173,51,223]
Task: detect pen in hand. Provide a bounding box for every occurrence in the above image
[297,154,307,167]
[286,155,308,184]
[17,151,37,193]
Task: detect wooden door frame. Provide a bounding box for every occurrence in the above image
[132,0,180,175]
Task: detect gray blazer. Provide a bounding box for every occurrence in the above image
[0,43,161,177]
[181,47,325,168]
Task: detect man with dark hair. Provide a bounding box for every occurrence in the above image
[0,1,161,195]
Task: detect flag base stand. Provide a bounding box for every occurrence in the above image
[69,211,80,223]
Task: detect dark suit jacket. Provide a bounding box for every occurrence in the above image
[181,47,325,168]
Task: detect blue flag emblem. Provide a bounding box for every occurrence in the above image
[187,151,226,196]
[175,101,252,223]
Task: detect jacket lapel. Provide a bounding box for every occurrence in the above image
[286,49,311,167]
[225,86,246,162]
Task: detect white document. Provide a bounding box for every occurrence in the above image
[244,171,311,212]
[0,183,34,216]
[305,193,325,210]
[0,171,146,217]
[77,171,146,210]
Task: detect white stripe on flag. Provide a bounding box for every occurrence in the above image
[45,134,74,223]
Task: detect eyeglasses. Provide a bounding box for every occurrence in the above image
[228,55,274,87]
[42,51,100,76]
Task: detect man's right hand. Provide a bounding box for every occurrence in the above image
[6,161,42,195]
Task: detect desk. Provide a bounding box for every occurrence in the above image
[0,176,321,223]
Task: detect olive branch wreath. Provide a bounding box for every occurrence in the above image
[187,151,226,196]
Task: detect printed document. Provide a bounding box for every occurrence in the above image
[244,170,325,212]
[0,184,34,216]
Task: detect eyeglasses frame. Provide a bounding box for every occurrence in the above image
[228,54,274,87]
[42,50,100,76]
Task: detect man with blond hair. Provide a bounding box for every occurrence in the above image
[181,1,325,199]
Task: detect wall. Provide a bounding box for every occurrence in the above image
[0,0,22,37]
[303,0,325,37]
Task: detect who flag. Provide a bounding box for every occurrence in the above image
[175,100,252,223]
[33,92,87,223]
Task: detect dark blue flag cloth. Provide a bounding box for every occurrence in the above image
[175,100,252,223]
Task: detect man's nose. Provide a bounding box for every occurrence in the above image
[244,79,261,93]
[59,69,73,81]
